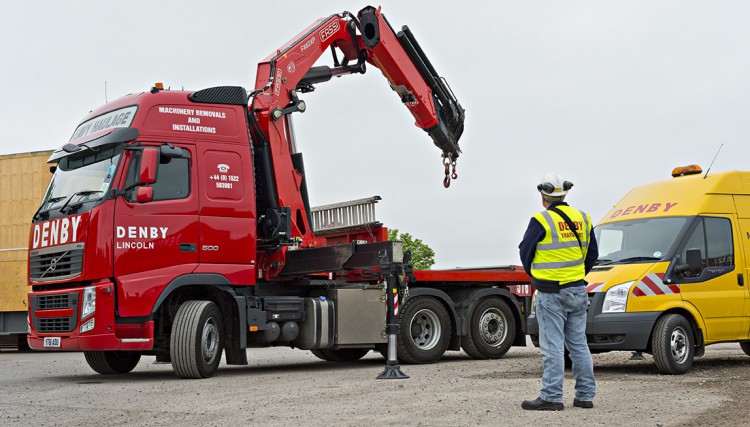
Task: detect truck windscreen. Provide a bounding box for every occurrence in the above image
[594,217,689,265]
[38,145,123,217]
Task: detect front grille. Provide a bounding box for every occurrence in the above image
[38,318,73,333]
[37,294,70,310]
[29,243,84,281]
[30,292,79,334]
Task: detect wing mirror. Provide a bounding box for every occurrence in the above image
[136,186,153,203]
[673,248,703,275]
[139,148,158,185]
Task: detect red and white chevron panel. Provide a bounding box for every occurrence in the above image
[632,273,679,297]
[586,282,607,293]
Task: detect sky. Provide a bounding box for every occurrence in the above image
[1,1,749,268]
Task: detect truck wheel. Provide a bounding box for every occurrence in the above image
[84,351,141,374]
[170,300,224,379]
[652,314,694,374]
[462,297,515,359]
[740,342,750,356]
[397,296,451,364]
[311,349,369,362]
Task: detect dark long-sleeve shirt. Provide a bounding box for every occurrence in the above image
[519,202,599,277]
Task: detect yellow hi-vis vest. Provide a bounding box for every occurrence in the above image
[530,205,592,285]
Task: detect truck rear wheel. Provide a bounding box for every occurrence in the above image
[397,296,451,364]
[310,349,369,362]
[170,300,224,379]
[84,351,141,374]
[740,342,750,356]
[462,297,515,359]
[652,314,694,374]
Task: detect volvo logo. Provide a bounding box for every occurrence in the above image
[49,258,57,271]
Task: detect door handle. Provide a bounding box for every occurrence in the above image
[180,243,196,252]
[739,273,745,287]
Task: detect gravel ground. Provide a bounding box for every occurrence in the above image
[1,340,748,426]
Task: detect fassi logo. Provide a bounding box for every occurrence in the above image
[319,20,340,42]
[32,216,82,249]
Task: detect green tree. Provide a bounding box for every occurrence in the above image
[388,228,436,270]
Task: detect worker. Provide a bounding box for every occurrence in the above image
[519,172,598,411]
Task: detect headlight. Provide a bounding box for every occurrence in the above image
[601,282,633,313]
[530,292,537,316]
[81,286,96,320]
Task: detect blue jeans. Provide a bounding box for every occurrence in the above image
[535,286,596,402]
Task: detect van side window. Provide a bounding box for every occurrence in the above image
[679,217,733,279]
[125,147,191,202]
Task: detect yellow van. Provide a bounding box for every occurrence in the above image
[528,165,750,374]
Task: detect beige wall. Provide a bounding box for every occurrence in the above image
[0,151,53,312]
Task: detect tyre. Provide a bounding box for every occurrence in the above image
[170,300,224,379]
[652,314,694,374]
[462,297,515,359]
[397,296,451,364]
[310,348,369,362]
[740,342,750,357]
[84,351,141,374]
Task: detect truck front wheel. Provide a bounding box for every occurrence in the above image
[652,314,694,374]
[397,296,451,364]
[740,342,750,356]
[462,297,515,359]
[84,351,141,374]
[170,300,224,379]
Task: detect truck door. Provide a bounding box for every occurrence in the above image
[677,215,747,341]
[113,142,199,317]
[195,145,256,282]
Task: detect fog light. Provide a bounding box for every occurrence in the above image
[80,318,95,333]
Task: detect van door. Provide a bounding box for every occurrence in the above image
[676,215,747,341]
[737,215,750,339]
[113,142,199,318]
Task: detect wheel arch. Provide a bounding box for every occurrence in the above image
[406,287,459,350]
[445,287,527,347]
[151,274,247,364]
[646,307,704,353]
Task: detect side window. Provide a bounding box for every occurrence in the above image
[125,146,191,202]
[678,217,733,279]
[705,217,733,267]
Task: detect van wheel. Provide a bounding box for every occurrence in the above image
[170,300,223,379]
[397,296,451,364]
[462,297,515,359]
[652,314,694,374]
[84,351,141,374]
[311,349,369,362]
[740,342,750,356]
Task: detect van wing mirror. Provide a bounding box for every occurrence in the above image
[139,148,158,184]
[684,248,703,274]
[671,248,703,276]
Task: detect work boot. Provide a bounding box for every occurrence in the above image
[521,397,564,411]
[573,398,594,409]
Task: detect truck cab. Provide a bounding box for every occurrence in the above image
[528,165,750,374]
[27,86,257,353]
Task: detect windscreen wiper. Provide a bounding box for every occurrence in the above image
[615,256,662,264]
[595,258,614,266]
[59,190,103,214]
[33,196,67,220]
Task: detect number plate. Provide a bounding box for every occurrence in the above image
[43,337,61,348]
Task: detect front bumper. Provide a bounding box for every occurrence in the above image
[527,292,659,351]
[27,280,154,351]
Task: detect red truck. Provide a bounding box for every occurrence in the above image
[27,6,532,378]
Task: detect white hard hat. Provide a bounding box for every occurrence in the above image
[537,172,573,196]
